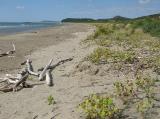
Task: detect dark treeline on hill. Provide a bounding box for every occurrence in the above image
[61,13,160,23]
[61,16,131,23]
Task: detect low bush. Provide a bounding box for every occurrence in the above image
[79,94,119,119]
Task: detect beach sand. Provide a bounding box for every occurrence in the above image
[0,23,96,119]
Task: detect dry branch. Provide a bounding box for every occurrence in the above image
[26,59,39,76]
[13,72,29,92]
[39,59,53,81]
[38,58,73,71]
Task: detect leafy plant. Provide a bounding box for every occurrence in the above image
[79,94,119,119]
[47,95,55,105]
[131,18,160,37]
[114,80,135,103]
[112,51,136,64]
[27,76,34,80]
[135,76,155,99]
[136,98,153,118]
[88,47,111,64]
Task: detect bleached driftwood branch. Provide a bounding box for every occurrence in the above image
[0,43,16,57]
[0,69,29,92]
[45,69,53,86]
[39,59,53,81]
[13,72,29,92]
[26,59,39,76]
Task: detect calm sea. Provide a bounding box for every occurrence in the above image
[0,21,61,35]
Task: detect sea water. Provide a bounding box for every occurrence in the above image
[0,21,61,35]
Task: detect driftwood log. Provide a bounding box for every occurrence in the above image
[0,43,16,57]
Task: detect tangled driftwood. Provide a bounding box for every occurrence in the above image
[0,58,73,92]
[0,43,16,57]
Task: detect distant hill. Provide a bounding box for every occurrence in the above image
[135,13,160,20]
[61,18,96,23]
[61,13,160,23]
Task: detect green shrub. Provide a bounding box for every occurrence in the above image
[95,38,112,46]
[47,95,55,105]
[88,48,111,64]
[114,80,135,102]
[93,25,114,39]
[79,94,119,119]
[132,18,160,37]
[112,51,136,64]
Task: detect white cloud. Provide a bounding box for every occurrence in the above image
[139,0,152,4]
[16,6,24,9]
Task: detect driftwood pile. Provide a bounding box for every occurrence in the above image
[0,58,73,92]
[0,43,73,92]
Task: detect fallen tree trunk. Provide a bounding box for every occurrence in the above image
[0,43,16,57]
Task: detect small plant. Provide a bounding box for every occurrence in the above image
[114,80,136,103]
[112,51,136,64]
[88,47,111,64]
[135,76,155,99]
[136,98,153,118]
[93,25,113,39]
[27,76,34,80]
[95,38,112,46]
[47,95,55,105]
[79,94,119,119]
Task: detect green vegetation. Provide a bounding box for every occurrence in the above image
[114,75,158,119]
[88,47,136,64]
[79,75,158,119]
[132,18,160,37]
[84,19,159,75]
[47,95,55,105]
[79,94,119,119]
[88,48,111,64]
[78,13,160,119]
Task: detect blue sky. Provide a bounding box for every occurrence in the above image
[0,0,159,22]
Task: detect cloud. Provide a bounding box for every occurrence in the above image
[16,6,24,9]
[139,0,152,4]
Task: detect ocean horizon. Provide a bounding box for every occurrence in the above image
[0,21,61,35]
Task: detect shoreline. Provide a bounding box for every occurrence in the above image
[0,22,62,36]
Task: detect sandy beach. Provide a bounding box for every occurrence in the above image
[0,23,96,119]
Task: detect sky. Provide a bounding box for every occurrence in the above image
[0,0,160,22]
